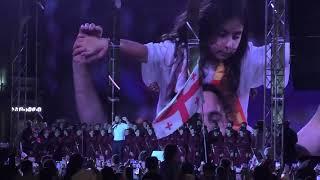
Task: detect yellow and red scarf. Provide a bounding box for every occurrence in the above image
[211,63,246,130]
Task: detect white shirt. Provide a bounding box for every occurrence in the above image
[113,122,129,141]
[141,40,290,119]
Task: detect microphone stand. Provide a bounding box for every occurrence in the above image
[186,0,200,74]
[108,0,121,123]
[186,0,207,163]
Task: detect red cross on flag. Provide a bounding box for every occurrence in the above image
[152,64,203,139]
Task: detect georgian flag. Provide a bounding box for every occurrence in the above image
[152,64,203,139]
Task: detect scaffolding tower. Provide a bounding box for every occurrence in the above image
[264,0,286,166]
[10,0,41,148]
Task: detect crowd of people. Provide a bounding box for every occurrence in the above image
[0,115,317,179]
[0,123,320,180]
[18,116,260,167]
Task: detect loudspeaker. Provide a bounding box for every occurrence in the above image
[290,0,320,90]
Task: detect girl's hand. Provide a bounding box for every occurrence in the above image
[73,36,109,64]
[78,23,103,38]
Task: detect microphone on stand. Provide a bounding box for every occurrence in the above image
[186,22,199,41]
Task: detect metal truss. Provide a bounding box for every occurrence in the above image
[10,0,40,148]
[264,0,286,166]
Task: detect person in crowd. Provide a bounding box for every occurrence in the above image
[282,120,298,165]
[111,154,121,173]
[160,144,180,180]
[187,126,201,166]
[63,153,84,180]
[200,162,216,180]
[142,156,162,180]
[219,158,236,180]
[101,166,116,180]
[224,126,237,162]
[251,122,264,153]
[178,162,196,180]
[17,160,36,180]
[112,115,130,162]
[237,126,252,165]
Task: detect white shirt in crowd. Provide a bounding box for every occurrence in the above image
[141,40,290,119]
[113,122,129,141]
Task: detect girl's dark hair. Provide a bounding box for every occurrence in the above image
[164,0,249,121]
[161,0,213,66]
[199,0,249,121]
[162,0,212,42]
